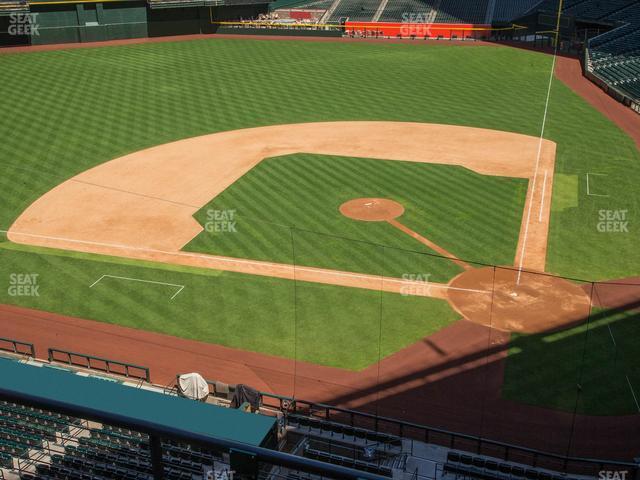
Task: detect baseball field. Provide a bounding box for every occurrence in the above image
[1,36,639,437]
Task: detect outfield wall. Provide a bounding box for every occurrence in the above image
[344,21,491,40]
[0,1,269,46]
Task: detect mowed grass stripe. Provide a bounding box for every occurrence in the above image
[187,153,524,280]
[0,246,457,370]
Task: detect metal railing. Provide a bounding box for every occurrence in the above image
[258,392,638,478]
[0,388,389,480]
[0,337,35,357]
[192,376,639,477]
[47,348,151,382]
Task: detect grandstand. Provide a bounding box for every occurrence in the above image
[507,0,640,103]
[327,0,381,22]
[490,0,543,22]
[433,0,489,24]
[582,2,640,102]
[0,0,28,14]
[0,341,636,480]
[378,0,434,22]
[318,0,497,23]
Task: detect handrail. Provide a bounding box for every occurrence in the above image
[0,386,389,480]
[192,376,638,475]
[0,337,35,357]
[257,391,638,476]
[47,348,150,382]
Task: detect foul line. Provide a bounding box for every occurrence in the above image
[538,169,548,223]
[1,229,491,296]
[516,2,563,286]
[89,275,185,300]
[586,173,609,197]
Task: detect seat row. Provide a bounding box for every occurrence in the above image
[288,413,402,447]
[445,451,577,480]
[305,447,392,477]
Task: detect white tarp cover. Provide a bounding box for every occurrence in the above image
[178,373,209,401]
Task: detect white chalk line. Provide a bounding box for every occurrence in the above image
[1,229,491,296]
[89,274,185,300]
[586,173,609,197]
[538,169,548,223]
[516,15,562,285]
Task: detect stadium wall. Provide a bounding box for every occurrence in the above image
[344,22,492,40]
[583,48,640,115]
[0,2,269,46]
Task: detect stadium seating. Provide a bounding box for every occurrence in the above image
[434,0,490,23]
[327,0,492,24]
[0,0,28,14]
[443,451,580,480]
[564,0,636,20]
[328,0,382,22]
[379,0,436,22]
[491,0,545,22]
[16,422,227,480]
[585,1,640,101]
[0,393,228,479]
[0,400,83,468]
[0,346,626,480]
[272,0,333,10]
[287,413,403,448]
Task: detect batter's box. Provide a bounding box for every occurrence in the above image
[586,173,610,198]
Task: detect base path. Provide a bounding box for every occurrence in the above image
[9,121,556,291]
[339,198,473,270]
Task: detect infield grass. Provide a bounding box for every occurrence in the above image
[185,153,528,282]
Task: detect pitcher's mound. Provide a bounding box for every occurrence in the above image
[340,198,404,222]
[447,267,592,333]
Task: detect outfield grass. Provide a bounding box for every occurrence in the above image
[0,39,639,406]
[0,243,458,370]
[185,154,528,281]
[0,39,637,280]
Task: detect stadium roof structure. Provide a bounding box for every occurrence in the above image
[0,357,277,447]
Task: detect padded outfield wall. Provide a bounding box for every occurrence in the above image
[344,21,492,40]
[0,1,269,46]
